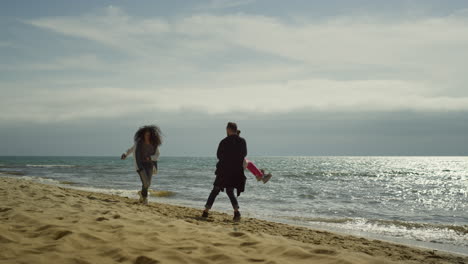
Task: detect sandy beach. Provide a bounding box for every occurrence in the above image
[0,177,466,264]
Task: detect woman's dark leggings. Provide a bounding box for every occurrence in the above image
[205,186,239,210]
[138,164,154,198]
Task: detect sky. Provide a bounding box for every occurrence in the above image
[1,0,468,156]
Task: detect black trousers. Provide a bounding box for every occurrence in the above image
[205,186,239,210]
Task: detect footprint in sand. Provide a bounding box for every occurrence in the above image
[69,258,92,264]
[36,224,59,232]
[175,246,198,254]
[229,232,246,237]
[0,234,14,243]
[54,230,73,240]
[0,207,12,213]
[102,198,118,203]
[241,241,260,247]
[79,232,105,242]
[248,258,266,262]
[100,248,128,263]
[311,248,338,255]
[135,256,160,264]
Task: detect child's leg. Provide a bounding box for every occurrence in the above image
[246,161,264,180]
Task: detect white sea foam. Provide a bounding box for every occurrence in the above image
[26,164,76,168]
[70,186,139,199]
[1,174,140,199]
[5,175,64,185]
[303,217,468,248]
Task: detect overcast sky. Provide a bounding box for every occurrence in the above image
[1,0,468,156]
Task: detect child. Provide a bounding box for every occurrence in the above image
[244,158,272,183]
[236,130,272,183]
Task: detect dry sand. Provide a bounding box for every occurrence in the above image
[0,177,466,264]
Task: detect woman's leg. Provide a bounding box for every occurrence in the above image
[225,188,239,211]
[205,186,221,210]
[138,164,153,198]
[145,165,153,189]
[138,170,149,198]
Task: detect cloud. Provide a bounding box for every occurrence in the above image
[195,0,257,10]
[4,6,467,122]
[26,7,468,68]
[1,54,108,71]
[2,79,468,123]
[26,6,170,53]
[176,13,468,70]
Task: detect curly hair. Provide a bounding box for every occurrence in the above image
[134,125,162,147]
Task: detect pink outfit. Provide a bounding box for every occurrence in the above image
[245,159,263,178]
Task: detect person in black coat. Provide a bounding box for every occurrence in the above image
[202,122,247,221]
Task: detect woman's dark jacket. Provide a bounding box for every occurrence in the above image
[213,134,247,196]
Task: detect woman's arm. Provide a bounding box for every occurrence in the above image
[150,147,160,161]
[121,144,135,159]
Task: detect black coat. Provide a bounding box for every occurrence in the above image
[213,135,247,196]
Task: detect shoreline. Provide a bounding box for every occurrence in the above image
[141,196,467,256]
[54,179,467,256]
[128,197,468,256]
[1,176,467,264]
[9,174,467,255]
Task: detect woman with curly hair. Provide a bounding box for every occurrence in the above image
[121,125,162,205]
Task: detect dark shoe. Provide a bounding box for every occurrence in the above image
[201,211,209,218]
[262,173,272,184]
[233,211,241,221]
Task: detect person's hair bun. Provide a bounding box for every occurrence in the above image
[237,130,241,135]
[227,122,238,131]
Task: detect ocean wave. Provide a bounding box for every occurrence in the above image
[70,186,139,198]
[0,171,25,176]
[26,164,76,168]
[71,186,177,199]
[280,216,468,247]
[283,216,353,224]
[0,175,84,187]
[367,219,468,235]
[59,180,78,185]
[1,177,141,199]
[283,216,467,235]
[0,174,174,201]
[0,175,64,185]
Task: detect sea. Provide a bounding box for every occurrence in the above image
[0,156,467,255]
